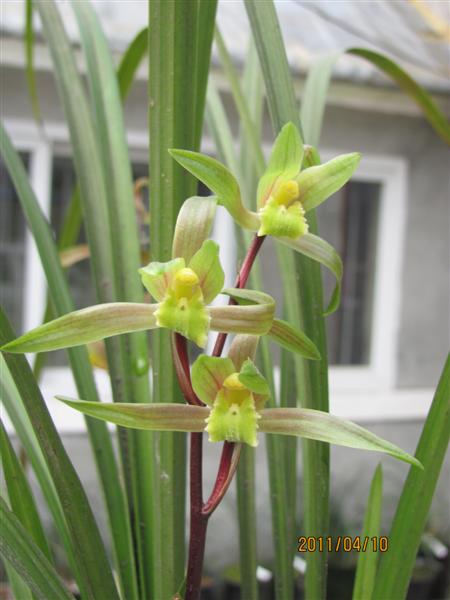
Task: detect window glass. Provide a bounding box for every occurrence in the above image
[0,153,29,333]
[258,180,380,366]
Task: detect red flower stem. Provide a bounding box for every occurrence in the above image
[202,442,242,516]
[173,333,203,406]
[181,233,266,599]
[212,234,265,356]
[185,432,208,600]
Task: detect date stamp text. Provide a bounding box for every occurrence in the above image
[297,536,389,553]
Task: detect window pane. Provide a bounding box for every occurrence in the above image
[319,181,380,365]
[0,153,29,333]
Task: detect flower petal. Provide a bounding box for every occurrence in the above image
[278,233,342,315]
[169,148,259,230]
[222,288,275,307]
[191,355,235,406]
[172,196,217,263]
[257,122,303,209]
[188,240,224,304]
[228,334,259,370]
[259,408,422,468]
[57,397,209,432]
[238,359,270,398]
[268,318,320,360]
[139,258,185,301]
[1,303,158,353]
[296,152,361,212]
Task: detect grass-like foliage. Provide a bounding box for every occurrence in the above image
[1,1,449,599]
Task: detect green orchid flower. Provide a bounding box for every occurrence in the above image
[169,123,361,314]
[53,328,422,467]
[139,239,224,347]
[1,196,319,358]
[191,354,270,447]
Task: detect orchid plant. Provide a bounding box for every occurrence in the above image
[2,2,448,598]
[1,123,418,466]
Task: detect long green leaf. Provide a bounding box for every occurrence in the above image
[0,309,119,600]
[1,418,51,600]
[214,26,265,173]
[0,357,77,581]
[0,124,138,600]
[246,2,330,598]
[34,2,151,595]
[301,48,450,148]
[118,27,148,101]
[0,498,74,600]
[349,48,450,146]
[236,445,258,600]
[352,465,383,600]
[24,0,42,123]
[149,2,217,595]
[0,421,52,562]
[373,354,450,599]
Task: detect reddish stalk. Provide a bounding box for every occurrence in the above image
[178,234,266,600]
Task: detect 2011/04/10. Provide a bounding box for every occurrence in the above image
[297,536,389,553]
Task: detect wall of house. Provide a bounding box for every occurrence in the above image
[2,62,449,576]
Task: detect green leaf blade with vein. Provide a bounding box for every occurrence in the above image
[0,421,52,563]
[0,308,119,600]
[301,49,450,149]
[1,356,78,582]
[373,355,450,600]
[149,2,218,595]
[0,122,132,600]
[0,498,75,600]
[259,409,422,468]
[348,48,450,146]
[352,465,383,600]
[117,27,148,101]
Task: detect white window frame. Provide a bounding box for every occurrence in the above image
[320,150,408,393]
[2,119,433,431]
